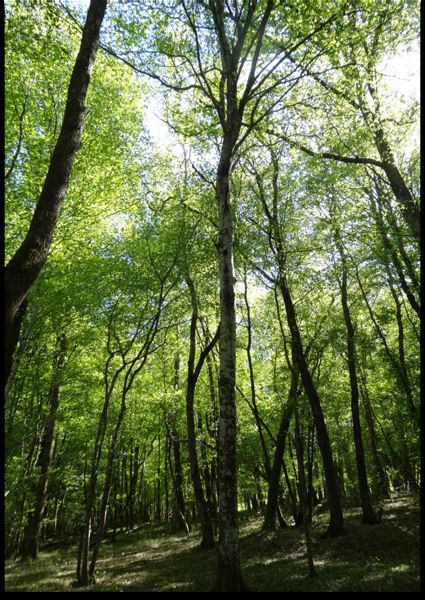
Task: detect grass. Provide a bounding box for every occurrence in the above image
[4,491,420,592]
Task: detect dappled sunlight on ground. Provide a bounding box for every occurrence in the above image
[5,493,419,592]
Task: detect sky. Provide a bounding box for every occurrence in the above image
[380,47,420,104]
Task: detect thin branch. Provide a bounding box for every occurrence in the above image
[5,93,29,180]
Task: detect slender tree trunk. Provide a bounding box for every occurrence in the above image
[200,322,220,533]
[5,298,29,400]
[371,121,420,242]
[243,269,271,478]
[368,181,420,319]
[185,277,216,548]
[76,404,109,585]
[170,426,190,534]
[263,363,298,530]
[21,333,68,559]
[164,435,170,526]
[355,267,419,428]
[128,444,141,531]
[89,401,127,581]
[4,0,107,384]
[358,370,390,499]
[337,242,378,524]
[156,435,161,522]
[293,403,316,577]
[278,275,344,537]
[388,280,418,424]
[76,346,124,585]
[169,352,190,534]
[306,420,316,523]
[380,191,420,295]
[282,458,298,523]
[254,155,343,536]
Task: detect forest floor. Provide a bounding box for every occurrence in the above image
[4,491,420,592]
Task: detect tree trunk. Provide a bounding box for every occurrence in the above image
[358,370,390,499]
[372,123,420,242]
[263,363,298,530]
[242,269,271,478]
[76,404,109,585]
[337,243,378,524]
[355,267,419,428]
[368,180,420,320]
[279,276,344,537]
[185,276,216,548]
[76,354,121,585]
[293,403,316,577]
[5,298,29,399]
[388,280,418,424]
[89,401,127,581]
[212,133,248,591]
[4,0,107,385]
[21,333,68,559]
[170,426,190,534]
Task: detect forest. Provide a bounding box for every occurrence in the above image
[4,0,420,593]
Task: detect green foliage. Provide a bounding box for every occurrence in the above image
[5,0,419,585]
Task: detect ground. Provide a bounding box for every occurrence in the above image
[4,491,420,592]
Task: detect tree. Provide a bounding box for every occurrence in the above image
[5,0,107,385]
[21,333,68,559]
[184,273,219,548]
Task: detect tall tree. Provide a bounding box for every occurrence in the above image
[5,0,107,385]
[332,225,378,524]
[247,148,344,536]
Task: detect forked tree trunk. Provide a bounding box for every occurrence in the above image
[254,155,343,536]
[5,0,107,385]
[185,276,217,548]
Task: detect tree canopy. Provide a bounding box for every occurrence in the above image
[5,0,419,593]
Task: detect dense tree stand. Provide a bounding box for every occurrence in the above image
[4,0,419,592]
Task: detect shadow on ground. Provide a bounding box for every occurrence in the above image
[5,492,419,592]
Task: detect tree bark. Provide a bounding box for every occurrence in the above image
[368,180,420,320]
[169,425,190,534]
[21,333,68,559]
[250,151,345,535]
[355,267,419,428]
[388,280,418,425]
[212,132,248,591]
[371,123,420,242]
[5,0,107,385]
